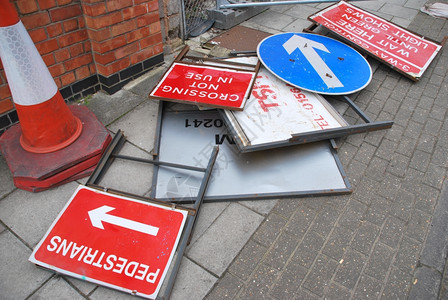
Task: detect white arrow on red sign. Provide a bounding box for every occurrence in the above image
[88,205,159,236]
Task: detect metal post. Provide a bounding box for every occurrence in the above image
[180,0,187,40]
[218,0,369,9]
[158,146,219,300]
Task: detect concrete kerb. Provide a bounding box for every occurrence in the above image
[82,52,176,129]
[409,179,448,299]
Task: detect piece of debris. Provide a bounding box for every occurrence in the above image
[421,2,448,19]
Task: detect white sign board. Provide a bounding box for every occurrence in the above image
[223,65,348,151]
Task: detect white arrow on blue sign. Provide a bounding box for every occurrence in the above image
[257,33,372,95]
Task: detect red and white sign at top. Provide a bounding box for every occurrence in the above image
[29,186,188,299]
[150,62,256,110]
[309,1,442,80]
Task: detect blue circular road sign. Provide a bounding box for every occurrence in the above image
[257,33,372,95]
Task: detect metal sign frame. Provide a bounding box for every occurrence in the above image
[150,102,352,204]
[149,45,260,110]
[222,93,393,152]
[308,0,443,81]
[83,130,219,300]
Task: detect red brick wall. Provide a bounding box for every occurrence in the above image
[82,0,163,77]
[0,0,163,133]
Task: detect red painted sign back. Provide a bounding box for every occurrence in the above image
[149,62,256,110]
[29,186,188,299]
[309,1,442,80]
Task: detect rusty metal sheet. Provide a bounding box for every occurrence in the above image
[208,25,271,52]
[308,1,443,81]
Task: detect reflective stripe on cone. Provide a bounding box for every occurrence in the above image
[0,0,82,153]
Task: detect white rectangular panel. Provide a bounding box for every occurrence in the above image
[153,108,351,201]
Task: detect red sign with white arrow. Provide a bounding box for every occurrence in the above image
[29,186,188,299]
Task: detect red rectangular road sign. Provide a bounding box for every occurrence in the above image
[309,1,442,80]
[149,62,256,110]
[29,185,188,299]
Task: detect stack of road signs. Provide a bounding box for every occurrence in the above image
[147,27,395,203]
[29,12,412,298]
[27,1,446,295]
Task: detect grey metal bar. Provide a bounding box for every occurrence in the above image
[337,95,373,123]
[180,0,187,40]
[289,121,394,143]
[158,146,219,300]
[229,50,257,57]
[152,102,164,158]
[159,187,352,204]
[330,138,338,150]
[112,154,207,173]
[85,183,197,215]
[193,147,219,209]
[174,45,190,62]
[86,130,126,185]
[218,0,368,9]
[189,146,220,236]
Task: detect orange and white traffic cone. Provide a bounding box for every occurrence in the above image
[0,0,111,192]
[0,0,82,153]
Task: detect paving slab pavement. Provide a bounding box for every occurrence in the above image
[1,0,448,299]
